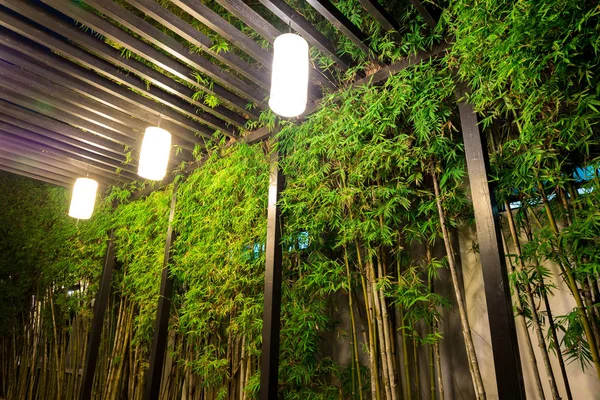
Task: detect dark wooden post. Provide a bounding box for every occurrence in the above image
[143,183,179,400]
[456,83,526,399]
[259,149,285,400]
[79,234,117,400]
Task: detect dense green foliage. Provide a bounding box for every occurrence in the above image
[1,0,600,399]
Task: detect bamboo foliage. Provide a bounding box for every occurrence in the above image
[0,1,599,399]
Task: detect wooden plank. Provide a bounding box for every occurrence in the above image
[0,34,225,142]
[0,164,71,188]
[0,66,145,145]
[143,183,178,400]
[123,0,268,88]
[0,150,120,185]
[0,61,193,158]
[357,0,401,40]
[42,0,255,117]
[259,148,284,400]
[409,0,438,29]
[0,132,136,181]
[257,0,351,70]
[456,82,525,400]
[0,87,138,148]
[0,57,150,134]
[0,118,131,173]
[305,0,372,56]
[0,157,78,184]
[0,3,250,131]
[86,0,266,104]
[211,0,335,94]
[171,0,272,67]
[0,96,126,158]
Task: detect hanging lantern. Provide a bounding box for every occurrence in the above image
[138,126,171,180]
[69,177,98,220]
[269,33,309,118]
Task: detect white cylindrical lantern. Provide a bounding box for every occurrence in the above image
[69,177,98,220]
[269,33,309,118]
[138,126,171,180]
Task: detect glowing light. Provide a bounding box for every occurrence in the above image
[69,178,98,220]
[138,126,171,180]
[269,33,309,118]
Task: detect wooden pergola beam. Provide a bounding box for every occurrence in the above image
[0,60,194,159]
[0,58,150,135]
[0,33,223,142]
[212,0,336,92]
[0,150,121,186]
[456,83,525,399]
[123,0,269,89]
[0,164,71,188]
[0,87,138,148]
[409,0,438,29]
[0,118,131,173]
[357,0,402,40]
[0,132,135,182]
[86,0,266,105]
[0,100,126,159]
[305,0,372,56]
[0,2,249,133]
[0,69,145,147]
[143,183,178,400]
[171,0,273,67]
[257,0,352,70]
[42,0,255,118]
[79,237,119,400]
[259,148,284,400]
[0,157,78,184]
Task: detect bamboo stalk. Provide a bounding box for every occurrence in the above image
[431,170,486,400]
[48,286,63,400]
[344,245,364,400]
[377,251,399,400]
[501,206,547,398]
[400,308,412,400]
[433,318,445,400]
[412,336,420,399]
[537,185,600,378]
[368,259,392,400]
[541,281,573,400]
[357,242,381,400]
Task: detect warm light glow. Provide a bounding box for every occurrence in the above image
[138,126,171,180]
[69,178,98,220]
[269,33,309,118]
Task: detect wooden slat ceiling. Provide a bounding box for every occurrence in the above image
[0,0,440,189]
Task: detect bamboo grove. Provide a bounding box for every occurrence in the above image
[0,0,599,399]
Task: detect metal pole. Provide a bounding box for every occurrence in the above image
[79,234,117,400]
[143,183,179,400]
[456,82,526,399]
[259,149,285,400]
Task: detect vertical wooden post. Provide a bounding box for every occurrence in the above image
[79,234,117,400]
[456,83,525,399]
[143,183,179,400]
[259,149,285,400]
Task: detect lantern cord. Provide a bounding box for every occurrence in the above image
[158,113,162,128]
[86,164,89,178]
[288,19,292,33]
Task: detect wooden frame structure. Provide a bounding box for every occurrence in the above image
[0,1,524,399]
